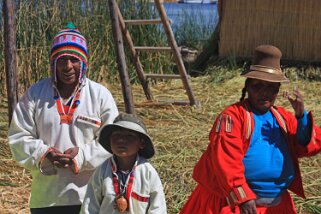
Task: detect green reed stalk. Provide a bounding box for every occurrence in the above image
[0,0,213,94]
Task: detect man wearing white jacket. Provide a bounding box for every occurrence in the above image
[8,22,118,214]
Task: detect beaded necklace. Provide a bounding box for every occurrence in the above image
[54,86,81,124]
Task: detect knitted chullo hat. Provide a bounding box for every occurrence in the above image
[50,22,88,83]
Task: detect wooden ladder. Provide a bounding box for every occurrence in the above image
[115,0,199,106]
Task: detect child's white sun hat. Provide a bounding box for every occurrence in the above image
[99,113,155,159]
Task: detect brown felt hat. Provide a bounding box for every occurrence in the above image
[241,45,289,82]
[99,113,155,159]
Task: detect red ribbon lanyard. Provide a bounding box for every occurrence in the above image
[111,157,138,201]
[54,89,81,124]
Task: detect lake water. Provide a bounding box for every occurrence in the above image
[160,3,219,44]
[163,3,219,36]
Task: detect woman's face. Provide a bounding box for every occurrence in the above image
[246,78,280,113]
[56,56,81,85]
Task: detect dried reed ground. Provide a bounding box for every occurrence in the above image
[0,73,321,214]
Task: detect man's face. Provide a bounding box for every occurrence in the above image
[56,56,81,85]
[246,78,280,113]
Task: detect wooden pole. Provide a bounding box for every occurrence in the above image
[3,0,19,124]
[108,0,135,114]
[154,0,198,106]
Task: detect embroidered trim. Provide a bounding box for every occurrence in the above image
[77,115,101,127]
[271,107,287,134]
[215,114,223,133]
[70,159,79,174]
[311,129,316,145]
[39,147,54,170]
[131,192,149,202]
[230,191,238,203]
[39,148,57,176]
[54,87,81,124]
[225,115,233,132]
[226,197,231,206]
[226,186,248,207]
[243,103,252,140]
[237,187,246,199]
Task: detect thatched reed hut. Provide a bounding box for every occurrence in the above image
[217,0,321,62]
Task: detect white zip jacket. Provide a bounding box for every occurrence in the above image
[80,156,167,214]
[8,77,119,208]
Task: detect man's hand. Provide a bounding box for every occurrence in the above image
[239,200,257,214]
[56,147,79,167]
[45,147,67,168]
[286,89,305,118]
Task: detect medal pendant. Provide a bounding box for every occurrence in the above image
[115,195,128,213]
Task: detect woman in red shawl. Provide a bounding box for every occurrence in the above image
[180,45,321,214]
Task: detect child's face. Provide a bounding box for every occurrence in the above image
[110,128,144,158]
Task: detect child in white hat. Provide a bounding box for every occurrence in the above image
[80,113,167,214]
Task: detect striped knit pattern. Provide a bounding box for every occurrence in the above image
[50,22,88,82]
[50,29,88,64]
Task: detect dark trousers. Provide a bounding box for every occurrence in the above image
[30,205,81,214]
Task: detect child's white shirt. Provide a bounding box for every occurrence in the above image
[80,155,167,214]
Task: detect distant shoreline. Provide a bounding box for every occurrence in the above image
[177,0,217,3]
[147,0,217,3]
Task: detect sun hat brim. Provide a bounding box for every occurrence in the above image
[99,121,155,159]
